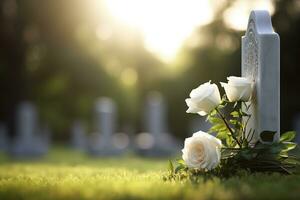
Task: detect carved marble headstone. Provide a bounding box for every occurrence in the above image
[88,98,122,156]
[242,10,280,143]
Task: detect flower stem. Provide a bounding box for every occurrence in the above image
[215,108,242,148]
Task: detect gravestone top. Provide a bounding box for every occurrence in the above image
[16,102,38,140]
[95,98,116,113]
[242,10,280,143]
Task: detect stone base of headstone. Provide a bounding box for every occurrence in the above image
[70,120,87,151]
[9,102,50,158]
[87,132,125,156]
[10,127,50,158]
[135,132,181,157]
[10,135,49,158]
[137,92,181,157]
[112,132,130,151]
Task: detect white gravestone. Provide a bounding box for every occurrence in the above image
[11,102,48,157]
[145,92,167,143]
[136,92,180,157]
[71,120,87,150]
[35,124,51,155]
[242,10,280,143]
[88,98,122,156]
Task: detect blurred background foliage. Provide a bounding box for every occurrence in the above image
[0,0,299,141]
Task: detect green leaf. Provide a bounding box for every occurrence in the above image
[168,160,174,173]
[281,142,297,152]
[210,109,217,116]
[280,131,296,142]
[229,119,238,125]
[208,116,223,124]
[210,123,227,132]
[175,165,185,174]
[217,130,229,140]
[218,104,226,109]
[226,136,234,147]
[176,159,185,165]
[279,152,289,158]
[230,111,239,118]
[260,130,276,142]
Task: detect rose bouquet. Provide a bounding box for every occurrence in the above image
[165,76,300,181]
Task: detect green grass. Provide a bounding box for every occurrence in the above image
[1,148,300,200]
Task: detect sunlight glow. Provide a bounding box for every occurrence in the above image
[224,0,274,30]
[104,0,213,62]
[120,68,138,87]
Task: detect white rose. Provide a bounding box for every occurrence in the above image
[182,131,222,170]
[185,81,221,116]
[220,76,252,102]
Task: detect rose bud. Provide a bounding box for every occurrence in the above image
[220,76,252,102]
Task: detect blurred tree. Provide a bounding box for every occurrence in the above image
[272,0,300,132]
[0,0,27,138]
[0,0,164,140]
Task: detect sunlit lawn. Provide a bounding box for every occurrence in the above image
[0,148,300,200]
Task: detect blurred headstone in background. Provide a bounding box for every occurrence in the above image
[112,132,130,151]
[135,132,155,152]
[70,120,87,150]
[0,123,8,152]
[120,125,135,151]
[189,117,211,133]
[136,92,180,157]
[38,124,51,154]
[10,102,48,157]
[293,113,300,143]
[88,98,123,156]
